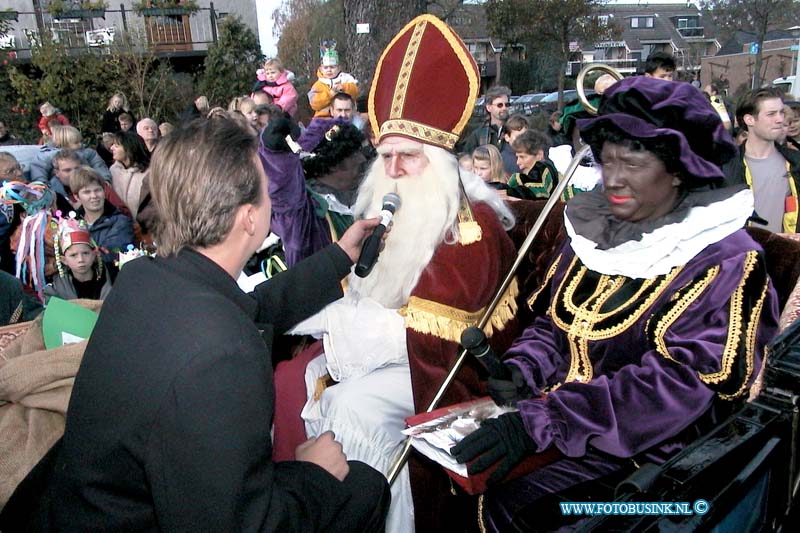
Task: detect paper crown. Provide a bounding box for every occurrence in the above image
[55,214,93,253]
[368,15,479,150]
[320,41,339,66]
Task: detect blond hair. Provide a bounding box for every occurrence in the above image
[51,125,82,148]
[472,144,505,183]
[40,102,56,117]
[107,92,129,112]
[227,96,254,112]
[149,117,261,256]
[264,58,284,71]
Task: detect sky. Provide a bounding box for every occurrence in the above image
[255,0,700,57]
[256,0,281,57]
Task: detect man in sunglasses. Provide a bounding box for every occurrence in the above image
[459,85,512,154]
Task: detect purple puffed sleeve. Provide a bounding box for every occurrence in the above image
[258,142,332,267]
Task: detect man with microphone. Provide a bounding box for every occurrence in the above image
[269,14,519,532]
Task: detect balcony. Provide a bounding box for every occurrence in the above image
[566,58,640,76]
[0,2,222,60]
[678,26,705,38]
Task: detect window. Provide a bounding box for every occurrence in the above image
[632,17,654,28]
[631,17,638,28]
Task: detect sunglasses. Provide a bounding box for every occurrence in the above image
[492,102,510,108]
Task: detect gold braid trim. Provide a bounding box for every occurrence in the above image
[400,277,519,342]
[9,301,24,324]
[652,266,720,363]
[527,254,562,310]
[699,251,758,390]
[477,494,487,533]
[720,253,769,400]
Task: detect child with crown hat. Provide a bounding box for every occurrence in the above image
[44,214,112,302]
[307,41,359,118]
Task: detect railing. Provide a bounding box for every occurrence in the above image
[677,26,705,38]
[0,3,221,59]
[566,58,640,76]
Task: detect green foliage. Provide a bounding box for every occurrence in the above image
[132,0,199,14]
[46,1,108,16]
[3,30,185,143]
[196,16,264,106]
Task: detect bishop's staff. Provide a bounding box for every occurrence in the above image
[387,63,622,485]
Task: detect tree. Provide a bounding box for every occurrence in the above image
[273,0,346,83]
[341,0,426,86]
[486,0,614,111]
[702,0,800,88]
[197,15,264,106]
[6,29,187,141]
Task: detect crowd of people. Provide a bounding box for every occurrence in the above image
[0,17,796,533]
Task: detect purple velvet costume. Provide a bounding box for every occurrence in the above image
[484,227,779,529]
[258,119,345,267]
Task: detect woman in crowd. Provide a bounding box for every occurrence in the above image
[29,125,111,183]
[451,77,780,531]
[109,131,151,219]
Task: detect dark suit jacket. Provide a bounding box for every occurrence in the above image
[43,245,355,531]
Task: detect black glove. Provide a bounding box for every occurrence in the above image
[261,117,293,152]
[450,412,537,486]
[488,364,534,407]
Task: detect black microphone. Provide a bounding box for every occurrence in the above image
[460,326,510,380]
[354,193,401,278]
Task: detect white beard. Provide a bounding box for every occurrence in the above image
[348,147,462,308]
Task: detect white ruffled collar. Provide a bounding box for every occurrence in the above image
[565,188,754,278]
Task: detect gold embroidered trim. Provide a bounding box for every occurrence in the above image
[400,277,519,342]
[9,301,23,324]
[379,119,460,149]
[477,494,487,533]
[551,256,684,384]
[699,251,758,388]
[652,266,720,363]
[720,274,767,400]
[456,181,481,245]
[527,254,562,310]
[389,19,427,120]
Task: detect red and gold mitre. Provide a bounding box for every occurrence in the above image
[368,14,479,150]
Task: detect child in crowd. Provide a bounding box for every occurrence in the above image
[457,152,473,173]
[118,113,134,132]
[508,130,569,200]
[501,114,529,174]
[471,144,508,187]
[308,41,359,118]
[254,58,299,117]
[38,102,70,144]
[72,166,134,262]
[44,215,112,302]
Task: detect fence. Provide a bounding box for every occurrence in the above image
[0,3,222,59]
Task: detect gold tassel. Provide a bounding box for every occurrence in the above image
[458,220,482,245]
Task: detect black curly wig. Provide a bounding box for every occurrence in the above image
[302,123,365,180]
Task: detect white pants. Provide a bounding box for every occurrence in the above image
[303,358,416,533]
